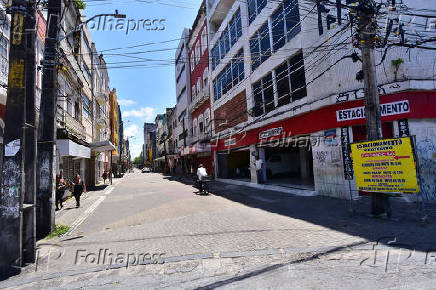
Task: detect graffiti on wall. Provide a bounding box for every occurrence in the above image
[312,131,348,199]
[416,136,436,201]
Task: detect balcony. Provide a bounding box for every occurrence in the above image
[95,91,107,106]
[189,87,210,113]
[56,105,86,140]
[208,0,236,33]
[191,130,212,144]
[95,117,107,129]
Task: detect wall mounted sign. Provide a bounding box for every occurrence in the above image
[259,127,283,140]
[337,100,410,122]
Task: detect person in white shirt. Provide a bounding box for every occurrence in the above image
[253,155,264,184]
[197,164,208,193]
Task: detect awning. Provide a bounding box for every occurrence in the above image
[181,143,211,156]
[57,139,91,159]
[154,156,166,162]
[90,140,116,152]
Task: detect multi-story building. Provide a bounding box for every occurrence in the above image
[55,3,95,184]
[206,0,436,201]
[143,123,157,168]
[184,1,213,175]
[174,28,192,169]
[165,107,177,172]
[154,114,167,172]
[109,88,119,173]
[89,45,115,185]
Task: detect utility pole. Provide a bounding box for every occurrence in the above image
[0,0,37,278]
[36,0,61,239]
[357,0,389,216]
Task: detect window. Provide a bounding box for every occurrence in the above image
[285,0,301,41]
[82,33,92,55]
[197,78,201,95]
[74,101,80,120]
[190,53,195,72]
[193,118,198,137]
[212,49,244,101]
[201,28,207,54]
[195,42,200,65]
[276,61,291,107]
[253,51,307,115]
[192,85,196,100]
[211,9,242,72]
[176,65,185,83]
[82,94,91,118]
[177,87,186,102]
[250,22,271,71]
[178,110,186,122]
[211,44,219,71]
[204,109,210,132]
[198,114,204,134]
[203,69,209,89]
[248,0,267,24]
[175,44,183,66]
[272,0,301,52]
[82,63,91,81]
[289,52,307,101]
[252,73,274,116]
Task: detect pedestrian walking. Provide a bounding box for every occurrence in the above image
[55,173,67,210]
[253,155,264,184]
[102,171,108,184]
[71,174,87,208]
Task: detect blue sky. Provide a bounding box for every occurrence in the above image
[84,0,201,158]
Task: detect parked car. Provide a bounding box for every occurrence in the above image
[142,167,151,173]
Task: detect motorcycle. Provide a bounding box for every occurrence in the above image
[193,175,211,195]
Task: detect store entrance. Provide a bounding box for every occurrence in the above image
[217,148,251,181]
[263,141,314,190]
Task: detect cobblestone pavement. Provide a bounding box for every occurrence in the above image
[1,171,435,289]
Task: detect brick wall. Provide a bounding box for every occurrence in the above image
[214,90,247,133]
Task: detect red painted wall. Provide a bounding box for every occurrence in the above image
[192,99,211,120]
[189,19,208,98]
[213,91,436,151]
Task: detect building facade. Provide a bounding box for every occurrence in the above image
[174,29,192,156]
[143,123,157,168]
[184,1,214,175]
[207,0,436,201]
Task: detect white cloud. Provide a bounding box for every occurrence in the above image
[118,99,136,106]
[123,107,155,122]
[124,124,139,137]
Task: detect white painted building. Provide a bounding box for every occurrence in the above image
[174,28,192,154]
[207,0,436,201]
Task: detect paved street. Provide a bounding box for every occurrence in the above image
[1,171,436,289]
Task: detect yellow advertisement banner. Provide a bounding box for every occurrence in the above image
[351,137,419,193]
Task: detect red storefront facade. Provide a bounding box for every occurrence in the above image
[212,91,436,201]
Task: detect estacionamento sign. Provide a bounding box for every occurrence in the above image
[351,137,419,193]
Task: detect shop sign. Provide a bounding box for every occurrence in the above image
[351,137,419,193]
[259,127,283,139]
[197,143,211,153]
[337,100,410,122]
[224,138,236,147]
[398,119,410,137]
[341,127,354,180]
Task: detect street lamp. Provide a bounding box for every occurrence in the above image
[58,10,126,43]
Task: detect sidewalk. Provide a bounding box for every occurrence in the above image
[53,177,124,236]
